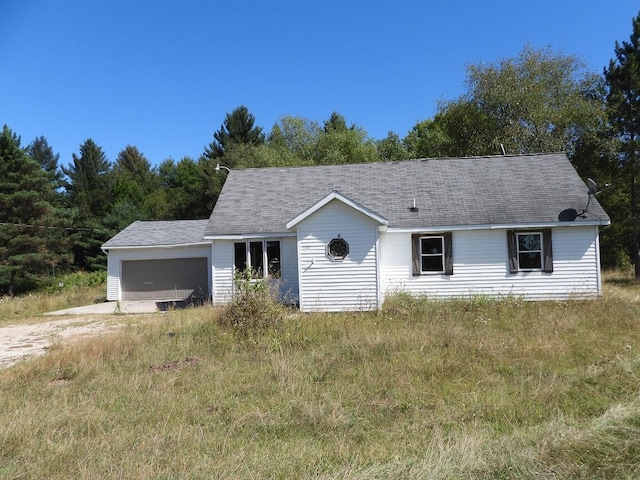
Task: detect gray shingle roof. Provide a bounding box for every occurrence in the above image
[103,220,210,248]
[204,154,609,236]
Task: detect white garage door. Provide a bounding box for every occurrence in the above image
[121,258,208,301]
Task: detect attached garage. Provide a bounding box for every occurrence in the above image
[121,257,208,300]
[102,220,212,302]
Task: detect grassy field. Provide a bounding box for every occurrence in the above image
[1,273,639,479]
[0,271,107,326]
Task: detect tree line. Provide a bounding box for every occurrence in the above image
[2,12,640,295]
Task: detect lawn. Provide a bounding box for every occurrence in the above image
[1,272,639,479]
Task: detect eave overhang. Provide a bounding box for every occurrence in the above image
[386,219,610,234]
[101,241,211,252]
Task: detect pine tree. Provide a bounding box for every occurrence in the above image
[203,106,265,161]
[114,145,154,188]
[62,139,113,270]
[26,136,64,189]
[0,126,70,295]
[605,12,640,277]
[62,139,112,219]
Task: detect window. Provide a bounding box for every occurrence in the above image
[507,229,553,273]
[421,236,444,272]
[234,242,247,272]
[234,240,281,279]
[517,233,541,269]
[327,237,349,260]
[249,241,264,277]
[266,241,281,278]
[411,232,453,275]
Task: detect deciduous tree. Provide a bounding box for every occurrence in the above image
[268,116,322,164]
[111,145,156,226]
[313,113,379,164]
[415,45,606,159]
[461,45,604,155]
[404,118,452,158]
[149,157,210,219]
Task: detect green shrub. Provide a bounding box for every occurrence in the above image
[217,269,288,338]
[41,270,107,293]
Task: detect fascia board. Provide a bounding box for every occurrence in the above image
[203,232,297,240]
[101,241,212,250]
[387,220,610,234]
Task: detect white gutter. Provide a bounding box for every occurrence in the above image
[387,220,610,234]
[101,241,212,251]
[203,232,297,240]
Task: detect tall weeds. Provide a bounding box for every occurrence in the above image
[1,276,639,478]
[216,269,290,339]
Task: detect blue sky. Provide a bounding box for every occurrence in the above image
[1,1,638,168]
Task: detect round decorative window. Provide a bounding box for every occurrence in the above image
[327,237,349,260]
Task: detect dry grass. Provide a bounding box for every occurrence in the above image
[603,268,640,304]
[1,275,640,478]
[0,285,105,326]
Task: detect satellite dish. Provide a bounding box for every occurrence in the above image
[583,178,611,215]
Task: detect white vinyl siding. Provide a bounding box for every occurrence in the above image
[212,240,234,304]
[105,244,211,301]
[211,236,299,305]
[278,236,299,303]
[380,226,601,301]
[296,200,380,312]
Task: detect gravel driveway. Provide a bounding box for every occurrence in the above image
[0,316,130,370]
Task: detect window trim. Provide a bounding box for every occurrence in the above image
[507,229,553,273]
[326,237,349,261]
[412,232,453,276]
[516,232,542,271]
[234,239,281,279]
[421,235,445,273]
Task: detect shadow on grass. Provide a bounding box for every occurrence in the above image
[604,277,640,286]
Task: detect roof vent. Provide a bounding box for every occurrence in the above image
[408,198,419,213]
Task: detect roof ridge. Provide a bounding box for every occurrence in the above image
[228,152,566,173]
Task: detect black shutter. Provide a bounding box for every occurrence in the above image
[507,230,518,273]
[542,228,553,273]
[444,232,453,275]
[411,234,420,276]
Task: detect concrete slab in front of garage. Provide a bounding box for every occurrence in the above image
[47,300,161,315]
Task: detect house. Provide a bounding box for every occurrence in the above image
[103,153,610,311]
